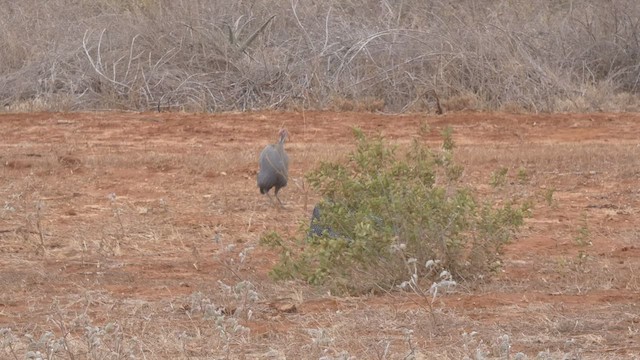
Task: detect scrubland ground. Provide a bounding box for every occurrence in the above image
[0,111,638,359]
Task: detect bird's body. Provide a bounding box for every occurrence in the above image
[308,201,384,243]
[309,203,339,239]
[257,129,289,206]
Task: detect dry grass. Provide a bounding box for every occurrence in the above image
[2,0,640,112]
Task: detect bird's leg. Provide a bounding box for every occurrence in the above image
[275,190,285,208]
[264,191,276,205]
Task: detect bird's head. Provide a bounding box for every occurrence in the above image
[278,128,289,143]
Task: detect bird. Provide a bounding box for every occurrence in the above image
[308,200,386,243]
[257,128,289,207]
[308,203,339,239]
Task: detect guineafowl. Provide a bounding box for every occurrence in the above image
[309,203,339,239]
[257,128,289,207]
[308,201,385,243]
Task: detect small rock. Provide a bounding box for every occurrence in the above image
[278,303,297,313]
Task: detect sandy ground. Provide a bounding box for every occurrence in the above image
[0,111,639,359]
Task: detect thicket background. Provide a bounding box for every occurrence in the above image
[1,0,640,113]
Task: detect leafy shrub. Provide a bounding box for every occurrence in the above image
[262,128,529,294]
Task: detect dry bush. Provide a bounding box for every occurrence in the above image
[2,0,640,112]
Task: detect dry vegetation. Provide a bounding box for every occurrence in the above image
[1,111,639,359]
[2,0,640,113]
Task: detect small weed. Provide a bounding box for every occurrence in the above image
[217,280,259,320]
[517,167,529,184]
[0,328,19,360]
[543,188,556,207]
[574,213,591,247]
[418,119,430,136]
[441,126,455,152]
[494,334,511,358]
[185,290,251,359]
[108,193,125,241]
[490,167,509,188]
[213,313,250,359]
[100,193,124,256]
[17,199,48,256]
[402,328,416,360]
[33,200,46,256]
[461,332,530,360]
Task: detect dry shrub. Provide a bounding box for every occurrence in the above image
[328,96,385,112]
[1,0,640,112]
[555,83,640,112]
[4,95,75,113]
[442,92,481,112]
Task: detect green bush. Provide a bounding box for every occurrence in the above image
[262,128,529,294]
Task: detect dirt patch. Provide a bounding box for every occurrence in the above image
[0,111,638,359]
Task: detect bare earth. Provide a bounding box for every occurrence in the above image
[0,111,639,359]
